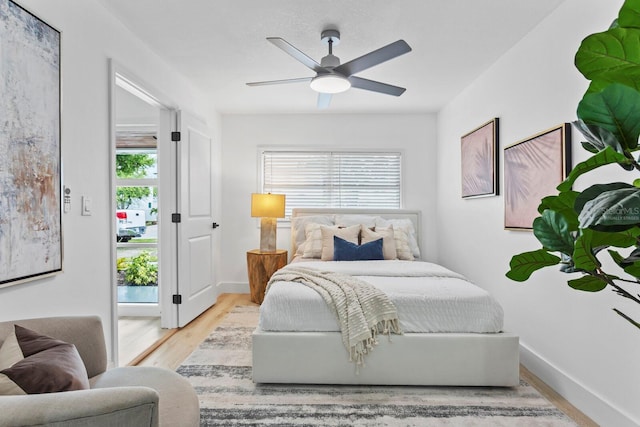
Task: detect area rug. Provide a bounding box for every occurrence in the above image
[176,306,577,426]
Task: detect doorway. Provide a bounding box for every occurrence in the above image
[109,61,219,365]
[110,64,177,365]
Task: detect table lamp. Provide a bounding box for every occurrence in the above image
[251,193,286,252]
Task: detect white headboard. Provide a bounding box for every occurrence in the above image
[290,208,422,259]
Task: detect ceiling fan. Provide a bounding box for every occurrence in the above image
[246,29,412,109]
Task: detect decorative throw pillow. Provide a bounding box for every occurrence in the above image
[0,325,90,395]
[291,215,334,256]
[392,226,414,261]
[333,236,384,261]
[320,224,361,261]
[375,217,420,259]
[301,223,334,259]
[361,225,397,260]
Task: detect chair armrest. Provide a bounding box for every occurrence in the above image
[0,387,159,427]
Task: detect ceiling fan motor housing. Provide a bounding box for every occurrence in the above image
[320,54,340,69]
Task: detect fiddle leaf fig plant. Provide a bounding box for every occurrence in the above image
[507,0,640,330]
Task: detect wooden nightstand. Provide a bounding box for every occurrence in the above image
[246,249,288,304]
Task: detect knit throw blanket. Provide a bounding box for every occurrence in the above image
[267,266,403,366]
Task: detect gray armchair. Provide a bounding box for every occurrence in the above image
[0,316,199,427]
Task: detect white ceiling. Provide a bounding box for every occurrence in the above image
[99,0,566,114]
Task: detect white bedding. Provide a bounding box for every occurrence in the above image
[259,260,504,333]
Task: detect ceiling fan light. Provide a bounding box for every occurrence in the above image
[310,74,351,94]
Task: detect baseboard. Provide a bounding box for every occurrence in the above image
[520,343,638,427]
[216,281,249,295]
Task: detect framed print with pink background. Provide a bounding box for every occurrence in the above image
[461,118,499,198]
[504,124,571,230]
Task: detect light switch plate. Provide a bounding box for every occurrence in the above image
[82,196,92,216]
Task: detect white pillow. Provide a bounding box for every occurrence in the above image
[361,225,397,260]
[375,217,420,259]
[335,214,377,228]
[320,224,361,261]
[292,216,334,256]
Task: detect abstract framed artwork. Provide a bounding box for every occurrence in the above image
[504,124,571,230]
[0,0,62,287]
[461,118,499,198]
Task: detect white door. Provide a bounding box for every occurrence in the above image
[175,111,217,327]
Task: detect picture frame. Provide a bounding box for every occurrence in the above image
[504,123,571,230]
[0,0,62,287]
[461,118,499,198]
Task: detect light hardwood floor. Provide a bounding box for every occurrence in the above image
[122,293,597,426]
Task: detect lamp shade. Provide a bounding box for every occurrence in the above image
[251,193,285,218]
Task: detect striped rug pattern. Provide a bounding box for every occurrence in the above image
[176,306,577,426]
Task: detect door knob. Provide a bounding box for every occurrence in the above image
[212,222,220,229]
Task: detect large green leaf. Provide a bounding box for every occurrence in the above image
[574,182,635,215]
[590,228,640,249]
[577,83,640,150]
[533,210,574,255]
[609,246,640,269]
[583,80,612,96]
[608,249,626,267]
[506,249,561,282]
[537,191,579,231]
[619,0,640,29]
[623,260,640,278]
[572,228,637,271]
[557,147,631,192]
[573,120,623,154]
[575,28,640,91]
[568,275,608,292]
[579,187,640,228]
[572,230,600,271]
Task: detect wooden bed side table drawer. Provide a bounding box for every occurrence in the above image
[246,249,288,304]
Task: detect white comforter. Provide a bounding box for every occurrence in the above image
[259,260,504,333]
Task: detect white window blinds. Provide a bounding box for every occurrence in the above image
[261,150,402,218]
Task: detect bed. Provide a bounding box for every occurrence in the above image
[252,208,519,386]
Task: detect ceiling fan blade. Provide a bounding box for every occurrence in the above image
[267,37,326,73]
[348,76,406,96]
[246,77,312,86]
[334,40,412,77]
[317,93,332,109]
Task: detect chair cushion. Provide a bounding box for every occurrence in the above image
[92,366,199,427]
[0,325,90,395]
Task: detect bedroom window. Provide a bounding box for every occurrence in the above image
[261,150,402,218]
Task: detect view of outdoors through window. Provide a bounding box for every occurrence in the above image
[115,145,159,304]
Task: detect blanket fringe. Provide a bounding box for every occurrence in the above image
[349,318,403,375]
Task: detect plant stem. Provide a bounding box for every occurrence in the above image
[595,269,640,305]
[613,308,640,330]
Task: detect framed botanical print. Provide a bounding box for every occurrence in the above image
[504,123,571,230]
[461,118,499,198]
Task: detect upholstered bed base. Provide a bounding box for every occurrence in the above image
[252,329,520,387]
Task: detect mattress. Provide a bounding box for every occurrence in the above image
[259,260,504,333]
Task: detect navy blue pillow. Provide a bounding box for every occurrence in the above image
[333,236,384,261]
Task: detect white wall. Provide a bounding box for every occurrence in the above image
[219,113,437,287]
[0,0,215,362]
[436,0,640,425]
